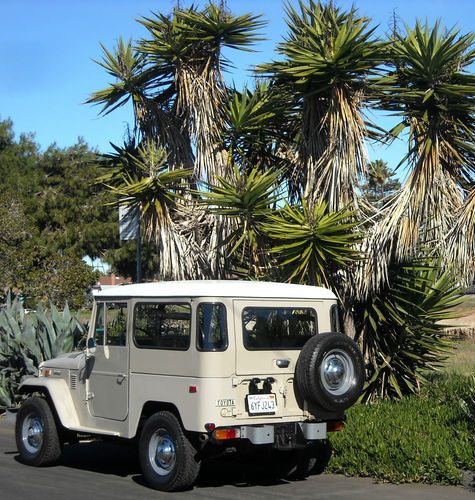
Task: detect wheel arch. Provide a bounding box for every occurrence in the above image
[133,401,185,437]
[18,378,80,430]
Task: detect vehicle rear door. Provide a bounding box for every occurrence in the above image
[233,299,321,420]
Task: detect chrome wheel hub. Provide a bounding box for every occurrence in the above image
[321,349,354,396]
[149,430,176,476]
[22,414,44,454]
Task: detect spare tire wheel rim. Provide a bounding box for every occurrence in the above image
[320,349,354,396]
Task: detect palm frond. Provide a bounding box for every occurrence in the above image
[356,259,462,402]
[262,200,362,288]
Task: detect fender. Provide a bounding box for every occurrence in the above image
[19,377,80,429]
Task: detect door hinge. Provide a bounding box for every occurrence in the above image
[86,392,94,401]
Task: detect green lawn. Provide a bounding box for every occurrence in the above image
[442,293,475,375]
[444,339,475,375]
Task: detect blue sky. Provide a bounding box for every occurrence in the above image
[1,0,474,172]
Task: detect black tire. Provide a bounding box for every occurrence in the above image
[139,411,201,492]
[296,332,364,412]
[307,439,332,475]
[282,450,313,480]
[15,396,62,466]
[276,440,332,480]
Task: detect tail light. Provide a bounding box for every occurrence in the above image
[213,428,241,440]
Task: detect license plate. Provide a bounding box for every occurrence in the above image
[246,393,277,415]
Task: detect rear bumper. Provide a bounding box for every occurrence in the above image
[210,421,334,448]
[240,421,327,445]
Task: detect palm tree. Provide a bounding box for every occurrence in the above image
[89,3,265,279]
[260,1,382,211]
[365,20,475,293]
[362,159,401,205]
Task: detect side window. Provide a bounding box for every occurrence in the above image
[330,304,341,332]
[106,302,128,346]
[134,303,191,350]
[94,302,105,346]
[197,303,227,351]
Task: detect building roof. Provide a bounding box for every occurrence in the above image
[94,280,336,300]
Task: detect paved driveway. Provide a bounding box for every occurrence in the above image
[1,416,473,499]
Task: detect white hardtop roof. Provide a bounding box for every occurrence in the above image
[94,280,337,300]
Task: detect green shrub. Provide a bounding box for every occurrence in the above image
[0,295,86,408]
[328,373,475,484]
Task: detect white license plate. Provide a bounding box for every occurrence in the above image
[247,393,277,415]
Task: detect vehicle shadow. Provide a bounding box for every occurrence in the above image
[12,439,291,489]
[13,439,141,478]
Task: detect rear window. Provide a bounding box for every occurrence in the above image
[242,307,317,350]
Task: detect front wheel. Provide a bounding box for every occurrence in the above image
[15,396,62,466]
[139,411,200,491]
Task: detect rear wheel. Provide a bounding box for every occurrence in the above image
[274,441,333,480]
[139,411,200,491]
[15,396,62,466]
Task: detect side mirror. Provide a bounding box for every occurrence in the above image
[86,337,97,356]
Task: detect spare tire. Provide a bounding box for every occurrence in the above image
[295,332,364,412]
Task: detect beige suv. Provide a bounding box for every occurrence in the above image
[15,280,364,491]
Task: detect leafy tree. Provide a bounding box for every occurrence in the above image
[361,160,401,205]
[25,254,98,310]
[0,192,35,295]
[0,119,115,307]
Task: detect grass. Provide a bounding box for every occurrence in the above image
[453,294,475,313]
[444,339,475,375]
[442,293,475,375]
[328,373,475,485]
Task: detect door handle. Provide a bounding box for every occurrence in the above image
[276,359,290,368]
[117,374,126,384]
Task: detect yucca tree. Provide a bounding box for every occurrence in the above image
[447,186,475,284]
[260,1,382,211]
[103,140,210,280]
[89,2,265,279]
[137,3,265,181]
[87,38,148,128]
[225,81,296,176]
[367,20,475,292]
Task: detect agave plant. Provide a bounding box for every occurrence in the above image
[0,295,85,408]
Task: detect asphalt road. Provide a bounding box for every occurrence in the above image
[1,415,473,500]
